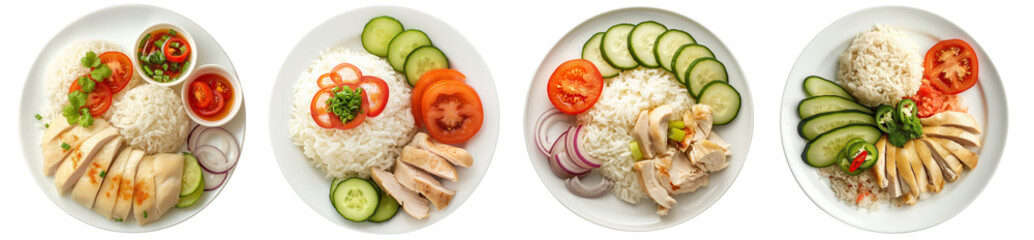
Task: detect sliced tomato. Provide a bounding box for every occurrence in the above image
[359,76,390,118]
[923,39,979,94]
[310,87,344,128]
[196,92,225,116]
[210,76,233,100]
[316,72,342,89]
[189,81,214,108]
[68,79,112,116]
[421,80,483,144]
[98,51,133,94]
[162,37,190,63]
[331,63,362,85]
[546,59,603,114]
[334,83,369,130]
[411,69,466,127]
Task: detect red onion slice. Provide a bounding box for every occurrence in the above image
[535,109,569,157]
[195,127,240,170]
[202,169,227,191]
[195,145,233,174]
[549,132,568,157]
[187,124,206,152]
[567,125,601,168]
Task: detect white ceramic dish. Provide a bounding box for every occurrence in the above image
[134,23,198,87]
[523,7,754,231]
[269,6,499,234]
[181,64,242,127]
[779,6,1007,233]
[18,4,245,233]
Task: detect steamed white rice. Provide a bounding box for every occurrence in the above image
[289,47,415,179]
[576,67,694,204]
[43,40,142,122]
[836,25,923,108]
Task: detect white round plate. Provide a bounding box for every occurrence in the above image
[18,4,246,233]
[780,6,1006,233]
[270,6,499,234]
[523,7,754,231]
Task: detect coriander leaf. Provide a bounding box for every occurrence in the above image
[78,76,95,93]
[81,51,100,68]
[62,104,80,125]
[68,91,87,109]
[90,64,112,82]
[78,108,94,127]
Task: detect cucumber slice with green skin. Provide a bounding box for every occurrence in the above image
[654,29,696,72]
[175,176,203,208]
[797,95,873,119]
[332,178,380,222]
[803,75,853,100]
[179,153,202,197]
[387,29,431,72]
[686,57,728,98]
[697,81,740,125]
[802,124,882,168]
[671,44,714,86]
[797,110,876,140]
[329,178,344,202]
[581,32,620,78]
[361,16,404,57]
[403,46,449,86]
[368,190,399,222]
[627,21,667,68]
[600,24,638,70]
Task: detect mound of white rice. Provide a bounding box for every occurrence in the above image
[289,47,415,179]
[109,84,190,154]
[819,166,886,211]
[43,40,142,122]
[576,67,694,204]
[836,25,923,108]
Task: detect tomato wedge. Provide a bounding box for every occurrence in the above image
[331,63,362,85]
[546,59,603,114]
[98,51,133,94]
[162,37,190,63]
[412,69,466,127]
[310,87,345,128]
[359,76,390,118]
[923,39,979,94]
[421,80,483,144]
[68,79,113,117]
[189,81,214,108]
[197,91,225,117]
[316,72,342,89]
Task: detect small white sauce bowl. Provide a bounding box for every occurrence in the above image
[134,23,198,87]
[181,64,242,127]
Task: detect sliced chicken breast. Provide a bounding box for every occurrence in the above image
[54,127,119,195]
[914,138,945,193]
[896,142,920,205]
[410,132,473,168]
[904,140,928,195]
[688,140,728,172]
[920,111,980,134]
[371,167,429,219]
[400,146,458,182]
[923,126,981,148]
[929,137,978,169]
[133,156,160,225]
[707,131,732,157]
[653,153,674,192]
[872,136,889,188]
[112,149,145,222]
[394,160,455,210]
[691,104,713,137]
[648,105,673,155]
[921,138,962,180]
[668,153,708,194]
[152,153,185,216]
[93,148,132,219]
[634,160,676,212]
[42,119,110,176]
[885,145,902,198]
[633,111,654,159]
[683,112,707,145]
[72,136,122,208]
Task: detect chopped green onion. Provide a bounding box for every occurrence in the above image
[170,42,180,48]
[99,171,106,178]
[143,65,153,76]
[630,141,643,161]
[155,70,164,75]
[143,211,148,218]
[35,114,42,120]
[181,61,190,71]
[669,121,685,129]
[668,128,686,142]
[162,63,168,71]
[45,123,49,128]
[61,143,70,150]
[115,218,123,222]
[179,46,187,55]
[139,33,151,49]
[168,29,177,36]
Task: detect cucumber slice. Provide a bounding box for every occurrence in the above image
[803,75,853,100]
[600,24,638,70]
[671,44,714,86]
[627,21,667,68]
[368,191,399,222]
[179,153,202,197]
[361,16,404,57]
[581,32,620,78]
[403,46,449,86]
[387,29,431,72]
[654,29,696,72]
[332,178,380,222]
[797,110,876,140]
[802,124,882,168]
[175,176,203,208]
[686,57,728,98]
[329,178,344,202]
[697,81,741,125]
[797,95,873,119]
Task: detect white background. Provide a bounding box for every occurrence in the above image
[1,0,1029,238]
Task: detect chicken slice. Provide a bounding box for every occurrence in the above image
[688,140,729,172]
[133,156,160,225]
[923,126,981,148]
[692,104,714,137]
[394,160,455,210]
[914,139,945,193]
[920,111,980,134]
[93,148,132,219]
[152,153,185,216]
[905,140,928,195]
[112,149,145,222]
[921,138,962,180]
[634,160,675,213]
[410,132,473,168]
[929,137,978,169]
[872,136,889,189]
[683,112,707,145]
[42,119,110,176]
[401,146,458,182]
[371,167,429,219]
[72,136,122,208]
[633,111,654,159]
[896,142,920,205]
[885,145,902,198]
[707,131,732,157]
[648,105,674,155]
[668,153,708,194]
[54,127,118,195]
[653,153,674,193]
